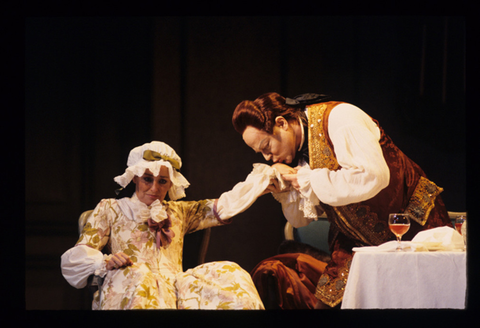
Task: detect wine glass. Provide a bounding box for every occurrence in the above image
[388,213,411,251]
[455,215,466,235]
[455,214,467,250]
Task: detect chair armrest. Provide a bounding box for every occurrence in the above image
[284,222,294,240]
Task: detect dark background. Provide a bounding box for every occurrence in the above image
[25,16,465,309]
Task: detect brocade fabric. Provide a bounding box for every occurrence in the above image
[61,196,264,309]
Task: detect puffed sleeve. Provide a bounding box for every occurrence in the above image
[61,245,108,288]
[297,103,390,207]
[60,199,112,288]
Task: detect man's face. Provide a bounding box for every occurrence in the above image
[242,120,297,164]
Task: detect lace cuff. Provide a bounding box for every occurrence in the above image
[94,254,112,277]
[272,188,318,229]
[296,166,319,203]
[271,164,320,222]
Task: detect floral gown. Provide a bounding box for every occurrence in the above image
[61,194,264,310]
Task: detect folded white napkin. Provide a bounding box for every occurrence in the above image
[352,241,417,252]
[411,226,464,251]
[352,226,464,253]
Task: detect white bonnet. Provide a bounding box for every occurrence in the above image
[113,141,190,200]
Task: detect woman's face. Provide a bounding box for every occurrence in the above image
[242,117,297,164]
[133,166,172,206]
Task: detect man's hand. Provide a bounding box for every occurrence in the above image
[261,178,282,195]
[271,163,296,175]
[272,163,300,190]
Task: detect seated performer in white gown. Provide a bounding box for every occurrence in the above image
[61,141,280,310]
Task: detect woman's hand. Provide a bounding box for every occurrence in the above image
[106,252,133,270]
[271,163,296,175]
[261,178,281,195]
[272,163,300,190]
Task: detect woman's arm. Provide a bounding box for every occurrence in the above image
[61,199,115,288]
[61,245,107,288]
[178,164,280,234]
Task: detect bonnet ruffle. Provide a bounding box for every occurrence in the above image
[113,141,190,200]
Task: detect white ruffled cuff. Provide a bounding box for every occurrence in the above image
[272,188,318,225]
[271,166,320,228]
[94,254,112,278]
[296,166,320,207]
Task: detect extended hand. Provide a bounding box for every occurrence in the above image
[261,178,282,195]
[272,163,300,190]
[106,252,133,270]
[271,163,297,175]
[281,173,300,190]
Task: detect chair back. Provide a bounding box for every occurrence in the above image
[78,210,94,235]
[284,213,330,254]
[448,211,466,227]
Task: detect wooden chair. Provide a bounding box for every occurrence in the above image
[284,212,330,255]
[448,211,467,227]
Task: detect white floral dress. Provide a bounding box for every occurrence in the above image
[61,194,264,310]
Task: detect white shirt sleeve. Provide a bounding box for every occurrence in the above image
[215,164,282,219]
[297,103,390,207]
[60,245,107,289]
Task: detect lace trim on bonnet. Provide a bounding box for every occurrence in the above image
[114,141,190,200]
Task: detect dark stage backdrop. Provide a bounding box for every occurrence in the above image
[25,16,465,309]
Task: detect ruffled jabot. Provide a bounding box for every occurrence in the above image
[117,193,174,248]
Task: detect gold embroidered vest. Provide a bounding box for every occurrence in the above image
[306,102,446,246]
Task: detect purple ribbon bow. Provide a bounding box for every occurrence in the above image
[147,215,175,249]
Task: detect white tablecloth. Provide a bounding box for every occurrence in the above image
[341,250,467,309]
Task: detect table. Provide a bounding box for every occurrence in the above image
[341,250,467,309]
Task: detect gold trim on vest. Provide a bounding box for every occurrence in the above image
[315,258,352,308]
[306,103,340,171]
[405,176,444,226]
